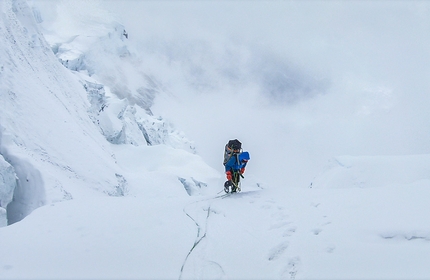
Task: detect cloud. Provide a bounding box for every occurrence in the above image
[103,0,430,186]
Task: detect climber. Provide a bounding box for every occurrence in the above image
[223,139,250,193]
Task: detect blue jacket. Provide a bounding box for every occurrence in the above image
[225,151,250,172]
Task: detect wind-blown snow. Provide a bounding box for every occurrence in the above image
[1,0,430,279]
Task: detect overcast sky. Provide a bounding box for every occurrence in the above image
[104,1,430,83]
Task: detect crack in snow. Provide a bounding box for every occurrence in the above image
[179,206,210,279]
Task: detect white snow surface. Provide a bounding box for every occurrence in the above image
[1,0,430,279]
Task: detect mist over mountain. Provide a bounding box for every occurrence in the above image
[105,0,430,166]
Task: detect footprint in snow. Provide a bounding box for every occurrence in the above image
[326,245,336,253]
[267,242,289,261]
[283,227,297,237]
[281,256,301,280]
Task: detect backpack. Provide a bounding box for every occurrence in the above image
[223,139,242,166]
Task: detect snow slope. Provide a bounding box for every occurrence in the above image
[0,0,124,223]
[1,150,430,279]
[1,0,198,225]
[1,0,430,279]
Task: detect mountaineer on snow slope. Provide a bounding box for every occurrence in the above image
[223,139,250,193]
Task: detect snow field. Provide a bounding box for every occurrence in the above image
[0,195,196,279]
[1,142,430,279]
